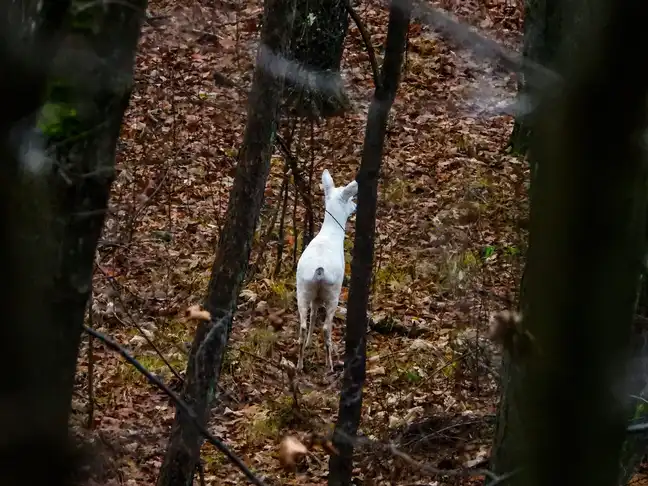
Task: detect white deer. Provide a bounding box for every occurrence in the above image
[296,169,358,372]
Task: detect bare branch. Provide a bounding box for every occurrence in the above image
[94,263,185,383]
[626,421,648,434]
[83,325,269,486]
[344,0,382,90]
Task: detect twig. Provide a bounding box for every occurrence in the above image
[387,442,498,480]
[245,175,285,281]
[290,403,509,483]
[344,0,382,89]
[144,14,171,25]
[236,348,283,371]
[183,27,219,42]
[86,296,95,429]
[196,460,206,486]
[275,134,314,215]
[233,348,333,393]
[115,305,185,383]
[251,118,297,279]
[275,131,316,255]
[83,325,269,486]
[95,263,186,382]
[306,119,316,246]
[273,166,290,277]
[420,349,476,385]
[629,394,648,405]
[127,166,171,243]
[291,182,299,269]
[485,468,521,486]
[626,421,648,434]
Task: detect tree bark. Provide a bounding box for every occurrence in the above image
[0,3,73,484]
[508,0,562,156]
[42,0,147,443]
[489,2,648,485]
[283,0,351,118]
[327,3,410,485]
[0,0,143,483]
[156,1,296,484]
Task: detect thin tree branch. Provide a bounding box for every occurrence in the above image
[94,263,185,383]
[626,421,648,434]
[83,325,268,486]
[387,442,497,480]
[275,133,315,216]
[86,295,95,430]
[297,404,514,484]
[484,468,521,486]
[344,0,382,90]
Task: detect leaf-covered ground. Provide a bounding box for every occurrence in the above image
[70,0,543,484]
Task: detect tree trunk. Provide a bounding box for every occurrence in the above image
[156,1,296,484]
[508,0,563,156]
[327,3,410,485]
[489,2,648,485]
[283,0,350,119]
[41,0,147,443]
[0,0,143,482]
[0,4,73,484]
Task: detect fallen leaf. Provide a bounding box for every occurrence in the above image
[278,435,308,469]
[184,304,210,321]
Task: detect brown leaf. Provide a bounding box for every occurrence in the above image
[184,304,210,322]
[278,435,308,469]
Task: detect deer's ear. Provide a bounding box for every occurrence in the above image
[341,180,358,201]
[322,169,335,198]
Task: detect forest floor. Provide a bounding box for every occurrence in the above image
[71,0,549,484]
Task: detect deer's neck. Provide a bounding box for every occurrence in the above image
[319,211,347,239]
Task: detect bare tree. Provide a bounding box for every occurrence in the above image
[156,0,297,484]
[328,2,411,485]
[489,1,648,484]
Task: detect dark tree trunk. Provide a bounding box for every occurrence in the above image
[156,1,296,484]
[327,3,410,485]
[0,3,72,484]
[0,0,144,483]
[283,0,351,119]
[489,2,648,486]
[43,0,147,437]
